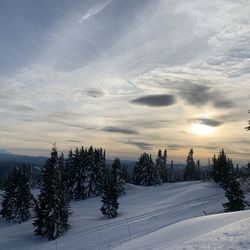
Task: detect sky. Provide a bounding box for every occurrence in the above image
[0,0,249,164]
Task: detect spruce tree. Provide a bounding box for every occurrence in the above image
[100,169,119,218]
[0,165,32,223]
[223,173,247,212]
[33,145,70,240]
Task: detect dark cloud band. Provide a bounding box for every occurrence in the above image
[102,126,138,135]
[131,94,175,107]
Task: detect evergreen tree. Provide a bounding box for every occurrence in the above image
[100,169,119,218]
[133,155,144,185]
[140,153,156,186]
[72,147,87,200]
[33,146,70,240]
[196,160,201,180]
[65,149,75,200]
[111,158,126,196]
[155,150,163,185]
[168,160,175,183]
[212,149,234,186]
[0,165,32,223]
[183,149,197,181]
[93,148,106,196]
[86,146,95,197]
[223,173,247,212]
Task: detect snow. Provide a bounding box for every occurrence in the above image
[113,210,250,250]
[0,181,249,250]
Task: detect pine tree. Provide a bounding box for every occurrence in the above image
[33,146,70,240]
[0,165,32,223]
[223,173,247,212]
[100,169,119,218]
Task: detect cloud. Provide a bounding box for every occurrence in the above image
[195,118,223,127]
[131,94,175,107]
[65,139,82,143]
[178,83,234,108]
[85,89,106,98]
[102,127,138,135]
[78,0,112,23]
[124,141,152,150]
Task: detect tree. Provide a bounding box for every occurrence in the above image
[111,158,126,196]
[223,173,247,212]
[168,160,175,183]
[100,170,119,218]
[0,165,32,223]
[212,149,234,186]
[72,147,87,200]
[183,149,197,181]
[196,160,201,181]
[140,153,156,186]
[33,145,70,240]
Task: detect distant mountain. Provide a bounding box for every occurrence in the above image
[0,149,12,155]
[0,151,48,177]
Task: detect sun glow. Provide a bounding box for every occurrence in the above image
[191,123,215,136]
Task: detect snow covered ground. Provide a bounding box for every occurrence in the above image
[1,181,249,250]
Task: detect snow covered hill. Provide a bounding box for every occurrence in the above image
[1,181,249,250]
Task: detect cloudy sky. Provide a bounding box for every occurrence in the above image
[0,0,249,164]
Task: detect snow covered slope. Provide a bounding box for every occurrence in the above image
[1,181,246,250]
[113,210,250,250]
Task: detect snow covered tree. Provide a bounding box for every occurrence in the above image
[111,158,126,196]
[223,173,247,212]
[0,165,32,223]
[100,169,119,218]
[33,145,70,240]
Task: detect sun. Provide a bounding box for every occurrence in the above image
[191,123,215,136]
